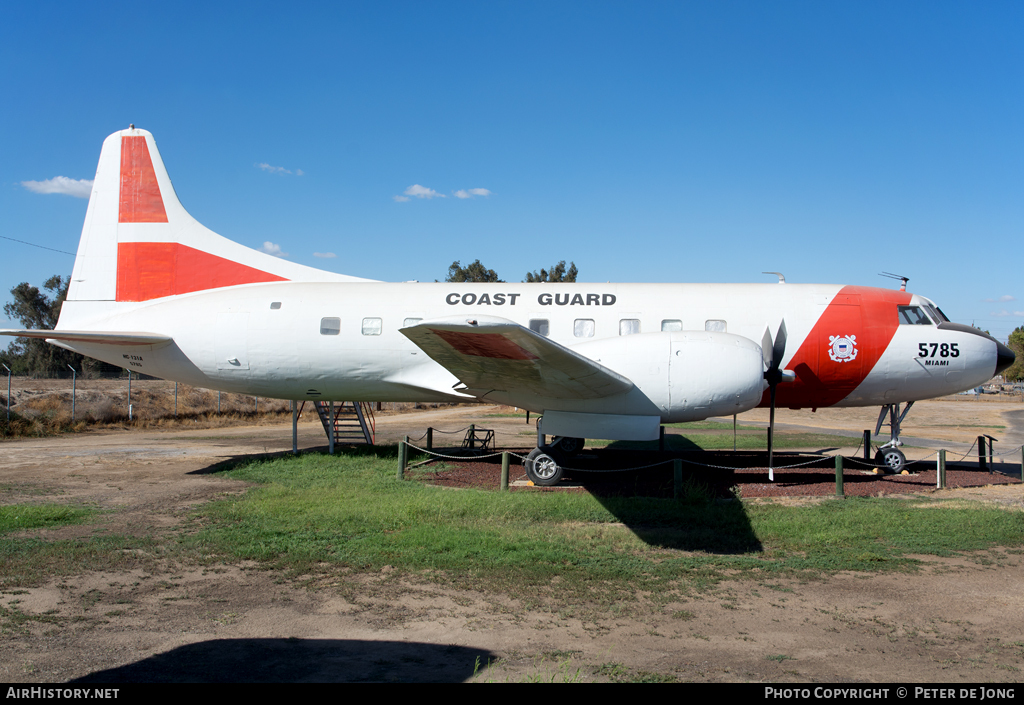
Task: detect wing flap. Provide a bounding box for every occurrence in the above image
[400,315,633,399]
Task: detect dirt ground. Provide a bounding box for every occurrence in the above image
[1,397,1023,683]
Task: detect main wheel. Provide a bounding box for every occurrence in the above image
[874,447,906,473]
[525,447,564,486]
[553,436,585,456]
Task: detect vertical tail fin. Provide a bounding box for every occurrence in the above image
[68,127,371,304]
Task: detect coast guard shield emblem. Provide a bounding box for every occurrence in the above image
[828,335,858,363]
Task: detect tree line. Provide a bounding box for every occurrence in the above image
[445,259,578,284]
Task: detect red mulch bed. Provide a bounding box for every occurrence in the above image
[414,448,1022,499]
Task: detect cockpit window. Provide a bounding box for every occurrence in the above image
[897,305,933,325]
[923,303,949,323]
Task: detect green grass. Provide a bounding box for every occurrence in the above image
[0,504,164,590]
[185,448,1024,609]
[0,504,95,535]
[664,420,761,431]
[0,534,164,589]
[588,431,859,451]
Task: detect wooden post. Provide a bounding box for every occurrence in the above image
[835,455,844,497]
[938,449,946,489]
[68,365,76,422]
[978,436,986,471]
[863,430,871,460]
[329,401,335,455]
[426,427,433,451]
[397,439,407,480]
[292,400,298,455]
[501,452,510,491]
[3,363,10,423]
[673,459,683,500]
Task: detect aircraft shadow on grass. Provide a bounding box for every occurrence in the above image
[70,638,494,683]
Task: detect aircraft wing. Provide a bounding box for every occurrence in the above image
[0,329,173,347]
[400,315,633,399]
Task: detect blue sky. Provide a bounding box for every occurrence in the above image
[2,1,1022,340]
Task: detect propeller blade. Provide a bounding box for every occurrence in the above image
[763,318,787,482]
[772,319,787,370]
[768,382,776,481]
[761,327,773,370]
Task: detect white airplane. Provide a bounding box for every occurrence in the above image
[3,127,1015,484]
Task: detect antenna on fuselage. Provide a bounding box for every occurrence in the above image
[762,272,786,284]
[880,272,909,292]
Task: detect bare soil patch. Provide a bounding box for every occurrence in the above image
[1,399,1023,682]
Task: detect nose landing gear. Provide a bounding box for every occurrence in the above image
[874,402,913,473]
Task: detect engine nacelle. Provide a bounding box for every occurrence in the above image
[570,331,766,422]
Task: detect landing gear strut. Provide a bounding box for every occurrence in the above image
[873,402,913,473]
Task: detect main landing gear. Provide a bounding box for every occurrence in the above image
[874,402,913,473]
[524,436,584,486]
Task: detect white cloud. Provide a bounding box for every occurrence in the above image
[984,295,1016,303]
[454,187,492,199]
[259,241,288,257]
[21,176,93,198]
[313,252,336,259]
[397,185,491,201]
[990,310,1024,317]
[257,163,302,176]
[403,184,444,199]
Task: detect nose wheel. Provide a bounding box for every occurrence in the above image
[874,447,907,473]
[874,402,913,473]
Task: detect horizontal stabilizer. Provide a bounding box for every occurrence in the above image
[0,329,173,347]
[400,315,633,400]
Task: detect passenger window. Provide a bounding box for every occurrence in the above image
[529,319,550,337]
[574,319,595,338]
[362,317,383,335]
[403,317,423,328]
[619,319,640,336]
[320,317,341,336]
[705,319,727,333]
[661,319,682,332]
[270,302,282,310]
[897,306,932,325]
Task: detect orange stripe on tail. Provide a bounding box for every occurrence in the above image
[116,242,288,301]
[119,136,168,223]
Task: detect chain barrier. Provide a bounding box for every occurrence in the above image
[989,443,1024,458]
[950,439,979,463]
[408,426,474,441]
[403,436,1024,476]
[404,442,861,475]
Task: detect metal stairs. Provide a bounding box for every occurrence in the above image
[312,401,375,445]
